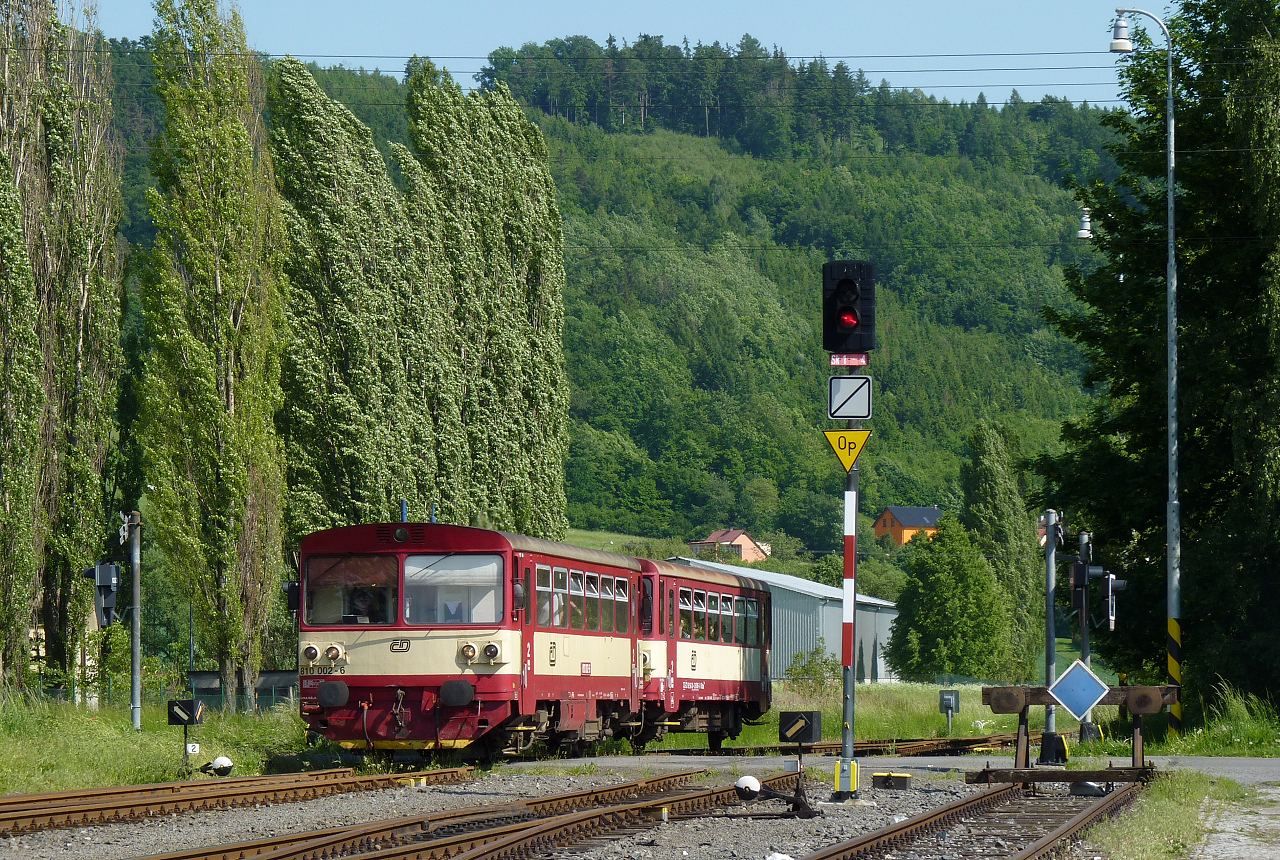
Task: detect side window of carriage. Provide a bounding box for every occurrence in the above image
[613,577,629,634]
[746,598,760,646]
[535,564,553,627]
[553,567,569,627]
[733,597,747,645]
[585,572,600,631]
[692,590,707,640]
[569,570,585,630]
[679,588,693,639]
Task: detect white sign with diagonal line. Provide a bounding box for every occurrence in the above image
[829,375,872,420]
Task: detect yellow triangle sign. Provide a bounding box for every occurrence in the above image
[824,430,871,471]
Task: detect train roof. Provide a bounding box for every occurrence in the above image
[671,556,896,609]
[500,532,642,572]
[641,557,769,593]
[297,522,643,572]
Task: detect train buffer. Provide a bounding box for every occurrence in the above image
[965,684,1178,785]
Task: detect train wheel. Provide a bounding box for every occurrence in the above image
[708,730,725,752]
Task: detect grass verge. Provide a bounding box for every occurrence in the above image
[1084,771,1250,860]
[0,691,305,794]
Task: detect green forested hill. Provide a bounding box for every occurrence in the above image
[544,120,1091,549]
[106,35,1107,552]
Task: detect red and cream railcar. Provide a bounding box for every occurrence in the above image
[634,560,772,750]
[295,523,770,755]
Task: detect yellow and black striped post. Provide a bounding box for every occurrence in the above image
[1167,617,1182,734]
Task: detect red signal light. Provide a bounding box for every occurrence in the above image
[838,309,859,330]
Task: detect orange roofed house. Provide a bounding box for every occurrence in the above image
[688,529,771,563]
[873,506,942,546]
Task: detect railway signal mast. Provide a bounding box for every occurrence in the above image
[822,260,876,801]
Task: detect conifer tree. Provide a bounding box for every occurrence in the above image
[884,515,1013,681]
[0,0,122,679]
[139,0,285,708]
[1045,1,1280,694]
[960,422,1042,680]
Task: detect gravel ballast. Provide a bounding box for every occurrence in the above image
[0,763,1019,860]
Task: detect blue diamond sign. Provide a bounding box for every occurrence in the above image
[1049,660,1110,720]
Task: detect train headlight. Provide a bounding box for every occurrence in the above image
[324,645,342,662]
[460,642,477,664]
[302,645,319,662]
[483,642,500,663]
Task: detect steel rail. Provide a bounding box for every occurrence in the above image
[1010,782,1142,860]
[138,769,709,860]
[0,767,471,836]
[0,769,355,812]
[661,731,1035,758]
[425,773,802,860]
[802,784,1022,859]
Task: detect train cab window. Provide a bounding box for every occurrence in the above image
[403,553,502,625]
[733,597,747,645]
[614,578,629,634]
[304,555,398,625]
[721,594,734,643]
[536,565,553,625]
[746,598,760,646]
[692,591,707,640]
[585,573,600,631]
[679,588,693,639]
[707,594,720,641]
[553,567,569,627]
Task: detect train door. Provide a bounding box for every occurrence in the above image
[518,558,534,715]
[665,584,678,712]
[627,573,640,713]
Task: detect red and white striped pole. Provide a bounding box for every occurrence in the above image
[835,465,860,799]
[842,488,857,667]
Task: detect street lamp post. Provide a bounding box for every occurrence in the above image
[1110,8,1182,734]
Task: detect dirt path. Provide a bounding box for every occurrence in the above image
[1191,784,1280,858]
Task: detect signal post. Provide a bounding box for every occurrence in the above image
[822,260,876,801]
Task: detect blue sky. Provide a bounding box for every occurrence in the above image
[95,0,1138,105]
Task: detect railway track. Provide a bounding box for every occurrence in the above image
[661,731,1036,758]
[0,766,471,837]
[800,781,1142,859]
[136,767,790,860]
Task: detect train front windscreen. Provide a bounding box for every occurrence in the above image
[303,552,505,626]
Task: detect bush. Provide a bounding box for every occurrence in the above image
[785,640,840,698]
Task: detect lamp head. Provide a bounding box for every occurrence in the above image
[1077,207,1093,240]
[1110,16,1134,53]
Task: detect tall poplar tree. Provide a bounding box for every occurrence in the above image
[139,0,285,708]
[0,154,41,683]
[400,61,569,537]
[960,422,1042,680]
[270,57,457,541]
[0,0,122,679]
